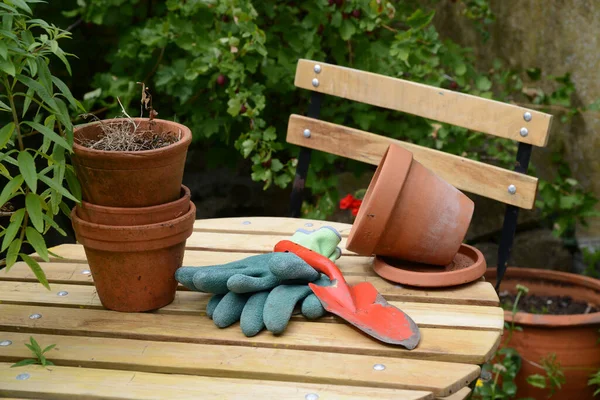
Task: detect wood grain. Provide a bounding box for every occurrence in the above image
[0,333,479,396]
[295,59,552,147]
[3,256,500,306]
[436,387,472,400]
[0,304,501,364]
[0,282,503,330]
[194,217,353,237]
[288,115,538,209]
[0,363,433,400]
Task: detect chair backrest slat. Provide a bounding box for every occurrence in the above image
[295,59,553,147]
[288,115,538,209]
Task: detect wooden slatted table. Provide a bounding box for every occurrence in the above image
[0,217,503,399]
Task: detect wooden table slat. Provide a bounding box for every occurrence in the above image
[0,333,479,396]
[0,281,503,331]
[0,363,433,400]
[194,217,353,237]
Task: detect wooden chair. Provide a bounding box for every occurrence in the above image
[287,59,553,289]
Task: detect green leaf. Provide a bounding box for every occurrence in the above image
[23,121,70,151]
[0,41,7,59]
[526,374,547,389]
[16,74,58,111]
[65,168,81,202]
[340,20,356,41]
[22,87,35,117]
[42,213,66,236]
[0,99,10,111]
[26,192,44,232]
[52,47,71,75]
[0,58,15,76]
[1,208,25,252]
[36,58,53,95]
[18,150,37,193]
[26,226,48,262]
[29,336,42,355]
[270,159,283,172]
[52,76,84,111]
[10,359,38,368]
[0,122,15,149]
[38,174,79,202]
[502,381,517,396]
[455,63,467,76]
[6,238,21,270]
[42,344,56,353]
[476,76,492,91]
[0,174,24,211]
[10,0,32,14]
[406,9,435,29]
[20,253,50,290]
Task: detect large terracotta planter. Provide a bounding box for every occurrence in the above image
[72,118,192,207]
[346,144,474,266]
[71,202,196,312]
[486,268,600,399]
[76,185,191,226]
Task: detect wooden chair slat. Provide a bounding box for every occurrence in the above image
[0,363,433,400]
[0,304,501,364]
[0,281,503,330]
[288,115,538,209]
[436,387,472,400]
[0,333,479,396]
[295,59,552,147]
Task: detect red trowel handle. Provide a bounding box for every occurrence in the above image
[274,240,347,284]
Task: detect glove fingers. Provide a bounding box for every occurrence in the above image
[301,294,326,319]
[269,253,319,282]
[206,294,224,319]
[227,272,280,293]
[240,291,269,337]
[174,267,199,290]
[212,292,249,328]
[263,285,313,334]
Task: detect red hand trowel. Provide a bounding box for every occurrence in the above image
[274,240,420,349]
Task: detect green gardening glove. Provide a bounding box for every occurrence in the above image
[290,226,342,261]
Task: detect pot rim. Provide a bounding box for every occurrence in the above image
[487,267,600,327]
[79,185,191,215]
[73,118,192,157]
[346,144,413,255]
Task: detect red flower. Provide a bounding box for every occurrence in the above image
[339,194,355,210]
[351,207,360,216]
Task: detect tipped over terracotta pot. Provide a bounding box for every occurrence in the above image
[71,202,196,312]
[346,144,474,266]
[76,185,191,226]
[72,118,192,208]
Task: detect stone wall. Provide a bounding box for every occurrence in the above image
[434,0,600,246]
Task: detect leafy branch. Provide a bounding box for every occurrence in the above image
[11,336,56,368]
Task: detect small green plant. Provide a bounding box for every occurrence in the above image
[582,247,600,279]
[11,336,56,368]
[589,369,600,397]
[526,354,566,397]
[0,0,83,287]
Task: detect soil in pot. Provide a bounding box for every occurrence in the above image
[346,144,474,266]
[72,118,192,208]
[487,268,600,400]
[71,201,196,312]
[77,185,191,226]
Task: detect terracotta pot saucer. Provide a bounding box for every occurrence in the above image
[372,244,486,288]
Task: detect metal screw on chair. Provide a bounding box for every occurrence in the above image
[242,221,251,225]
[519,127,529,137]
[16,373,30,380]
[29,313,42,320]
[523,112,532,122]
[0,340,12,346]
[57,291,69,297]
[508,185,517,195]
[312,78,319,87]
[81,269,91,275]
[304,223,314,227]
[303,129,311,138]
[373,363,386,371]
[305,394,319,400]
[313,64,321,74]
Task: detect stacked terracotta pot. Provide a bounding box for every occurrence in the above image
[70,119,195,312]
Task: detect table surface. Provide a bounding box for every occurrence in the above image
[0,217,503,400]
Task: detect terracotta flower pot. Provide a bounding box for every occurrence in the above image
[72,118,192,207]
[486,267,600,400]
[76,185,191,226]
[346,144,474,266]
[71,202,196,312]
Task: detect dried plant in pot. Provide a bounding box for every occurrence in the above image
[346,144,474,266]
[71,89,192,208]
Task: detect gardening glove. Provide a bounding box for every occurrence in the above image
[290,226,342,261]
[175,252,319,294]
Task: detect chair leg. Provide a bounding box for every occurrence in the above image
[289,147,312,217]
[496,205,520,290]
